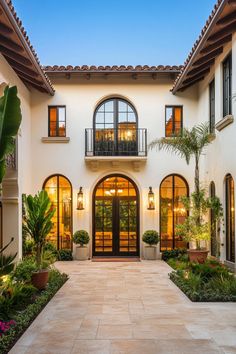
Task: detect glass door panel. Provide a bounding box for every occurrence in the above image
[93,176,139,256]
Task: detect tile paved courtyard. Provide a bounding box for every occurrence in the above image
[9,260,236,354]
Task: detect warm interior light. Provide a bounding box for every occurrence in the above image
[117,189,123,194]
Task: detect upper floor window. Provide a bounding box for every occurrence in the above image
[48,106,66,137]
[209,79,215,133]
[94,98,138,156]
[165,106,183,137]
[223,53,232,117]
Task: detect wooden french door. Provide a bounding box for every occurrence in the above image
[93,175,139,257]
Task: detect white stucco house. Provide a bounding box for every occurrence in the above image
[0,0,235,267]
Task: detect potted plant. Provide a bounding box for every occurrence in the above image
[142,230,159,260]
[73,230,90,260]
[149,123,222,262]
[23,190,55,289]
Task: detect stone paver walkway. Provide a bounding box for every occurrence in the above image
[10,260,236,354]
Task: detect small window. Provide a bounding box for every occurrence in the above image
[165,106,183,137]
[223,53,232,117]
[48,106,66,137]
[209,79,215,133]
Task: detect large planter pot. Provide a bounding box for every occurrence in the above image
[144,246,157,260]
[31,269,49,290]
[75,246,88,261]
[187,249,209,264]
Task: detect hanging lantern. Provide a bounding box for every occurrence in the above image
[77,187,84,210]
[147,186,155,210]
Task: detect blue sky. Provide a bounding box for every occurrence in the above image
[13,0,216,66]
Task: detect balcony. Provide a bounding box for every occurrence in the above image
[85,128,147,171]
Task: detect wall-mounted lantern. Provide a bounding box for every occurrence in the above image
[147,186,155,210]
[77,187,84,210]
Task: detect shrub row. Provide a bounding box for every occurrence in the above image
[0,269,68,354]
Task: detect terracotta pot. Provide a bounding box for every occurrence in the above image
[31,269,49,290]
[187,249,209,264]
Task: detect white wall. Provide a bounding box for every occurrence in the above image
[0,54,32,257]
[31,76,198,257]
[195,35,236,263]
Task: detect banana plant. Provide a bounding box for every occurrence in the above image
[0,86,22,182]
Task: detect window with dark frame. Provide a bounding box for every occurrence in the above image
[48,106,66,137]
[165,106,183,137]
[209,79,215,133]
[223,53,232,117]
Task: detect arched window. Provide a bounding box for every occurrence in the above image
[43,175,72,250]
[209,181,217,257]
[94,98,138,156]
[160,174,189,251]
[225,174,235,262]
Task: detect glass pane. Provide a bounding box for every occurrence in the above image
[105,100,114,112]
[118,101,128,112]
[96,112,104,124]
[160,175,188,251]
[58,107,65,122]
[44,175,72,250]
[166,107,173,137]
[49,107,57,122]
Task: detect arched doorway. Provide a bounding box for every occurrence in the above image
[93,174,139,257]
[43,175,72,250]
[160,174,189,251]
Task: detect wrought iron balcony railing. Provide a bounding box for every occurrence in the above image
[85,128,147,157]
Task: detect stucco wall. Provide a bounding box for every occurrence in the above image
[31,77,199,257]
[0,54,32,257]
[195,35,236,262]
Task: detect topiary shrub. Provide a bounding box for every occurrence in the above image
[58,249,73,261]
[142,230,159,246]
[162,248,187,261]
[73,230,90,246]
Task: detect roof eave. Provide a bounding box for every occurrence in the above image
[172,0,227,94]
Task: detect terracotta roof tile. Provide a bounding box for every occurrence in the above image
[3,0,54,94]
[44,65,183,73]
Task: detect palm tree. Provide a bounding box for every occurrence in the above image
[149,122,213,197]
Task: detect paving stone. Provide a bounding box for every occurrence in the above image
[9,260,236,353]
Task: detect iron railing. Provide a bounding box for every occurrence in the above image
[85,128,147,157]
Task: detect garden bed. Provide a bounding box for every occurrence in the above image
[163,249,236,302]
[0,268,68,354]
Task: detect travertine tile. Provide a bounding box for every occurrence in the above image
[9,260,236,354]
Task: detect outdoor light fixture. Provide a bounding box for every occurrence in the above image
[147,186,155,210]
[77,187,84,210]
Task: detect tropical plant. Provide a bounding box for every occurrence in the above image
[175,189,223,250]
[58,249,73,261]
[142,230,159,246]
[73,230,90,246]
[149,123,223,251]
[149,122,213,198]
[0,238,17,277]
[0,86,22,182]
[23,191,55,268]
